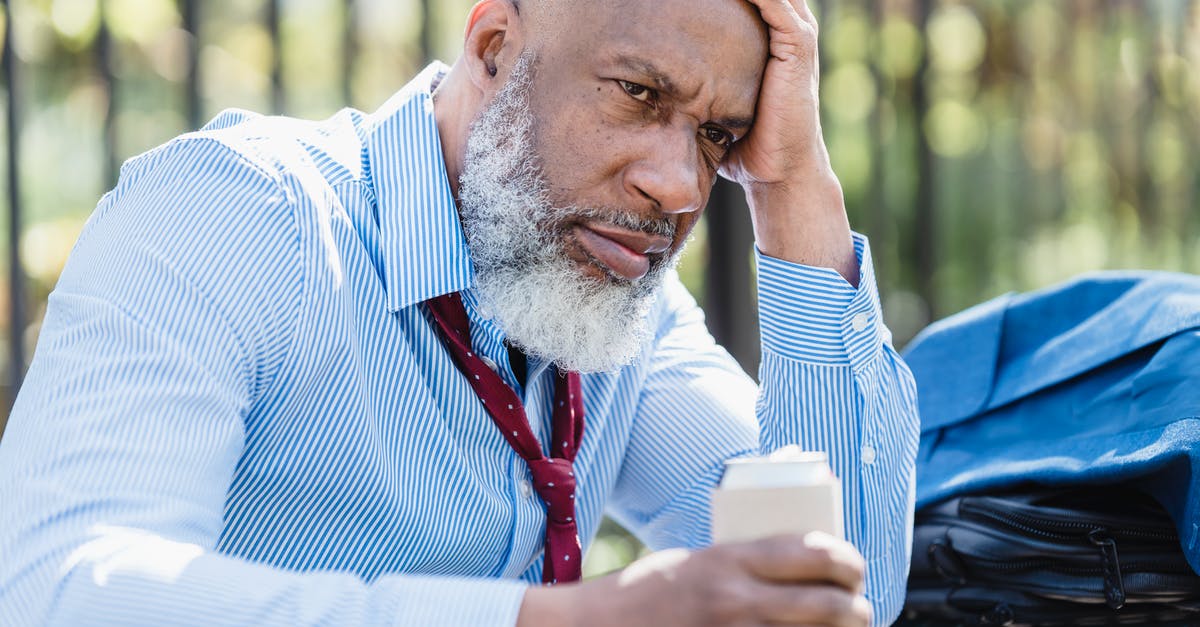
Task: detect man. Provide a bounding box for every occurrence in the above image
[0,0,919,625]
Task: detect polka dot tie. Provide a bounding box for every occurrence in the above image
[426,292,585,584]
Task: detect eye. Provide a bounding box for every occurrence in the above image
[702,126,734,150]
[619,80,654,103]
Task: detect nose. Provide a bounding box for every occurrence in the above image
[624,126,705,216]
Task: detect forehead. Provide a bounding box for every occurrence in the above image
[545,0,768,105]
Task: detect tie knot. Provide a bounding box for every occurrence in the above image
[528,458,577,519]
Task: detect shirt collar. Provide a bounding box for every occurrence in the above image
[364,62,475,312]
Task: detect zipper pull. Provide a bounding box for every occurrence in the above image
[1088,528,1126,609]
[927,538,968,584]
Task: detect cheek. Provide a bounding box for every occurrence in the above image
[532,96,647,193]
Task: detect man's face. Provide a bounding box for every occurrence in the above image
[456,0,768,373]
[526,0,769,275]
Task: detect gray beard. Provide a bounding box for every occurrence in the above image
[456,54,680,373]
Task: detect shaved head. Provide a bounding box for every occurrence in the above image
[435,0,771,369]
[513,0,767,58]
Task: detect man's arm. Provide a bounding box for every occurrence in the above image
[0,138,528,626]
[754,236,921,621]
[720,0,921,615]
[721,0,859,284]
[513,0,914,621]
[601,257,918,624]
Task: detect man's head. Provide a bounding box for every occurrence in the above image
[437,0,769,372]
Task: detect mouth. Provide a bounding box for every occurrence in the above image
[572,222,672,282]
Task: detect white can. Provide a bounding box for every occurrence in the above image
[711,446,845,543]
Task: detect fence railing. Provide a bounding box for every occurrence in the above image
[0,0,770,423]
[4,0,1199,428]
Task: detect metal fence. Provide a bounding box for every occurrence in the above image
[0,0,767,423]
[3,0,1199,430]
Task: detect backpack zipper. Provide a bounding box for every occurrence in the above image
[959,500,1178,543]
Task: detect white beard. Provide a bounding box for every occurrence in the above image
[456,54,680,373]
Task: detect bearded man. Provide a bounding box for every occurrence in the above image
[0,0,919,625]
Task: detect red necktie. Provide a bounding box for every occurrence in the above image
[426,292,585,584]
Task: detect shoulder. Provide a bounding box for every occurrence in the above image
[87,107,372,264]
[62,115,321,368]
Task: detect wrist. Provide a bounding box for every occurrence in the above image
[745,172,858,285]
[517,583,580,627]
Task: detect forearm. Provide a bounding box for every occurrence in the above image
[745,172,859,286]
[757,345,918,624]
[753,236,920,624]
[517,585,578,627]
[6,528,527,627]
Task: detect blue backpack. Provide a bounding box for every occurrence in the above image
[900,272,1200,625]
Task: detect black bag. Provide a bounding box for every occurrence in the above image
[899,485,1200,626]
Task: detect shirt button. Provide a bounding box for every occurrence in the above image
[518,479,534,498]
[480,355,500,373]
[861,444,878,465]
[851,313,870,333]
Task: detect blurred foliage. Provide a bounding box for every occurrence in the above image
[1,0,1198,580]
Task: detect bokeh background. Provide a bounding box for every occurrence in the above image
[1,0,1197,578]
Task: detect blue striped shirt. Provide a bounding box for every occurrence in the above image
[0,64,919,626]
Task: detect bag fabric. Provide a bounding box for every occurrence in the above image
[902,272,1200,571]
[900,272,1200,625]
[903,486,1200,625]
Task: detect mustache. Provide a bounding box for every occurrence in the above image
[557,205,677,242]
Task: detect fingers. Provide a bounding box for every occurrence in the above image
[741,0,819,70]
[791,0,819,32]
[739,532,866,594]
[741,0,806,37]
[742,0,819,34]
[755,583,872,627]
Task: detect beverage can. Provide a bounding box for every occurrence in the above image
[711,445,845,543]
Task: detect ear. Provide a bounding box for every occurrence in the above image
[462,0,525,93]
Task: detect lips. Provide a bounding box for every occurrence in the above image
[573,222,672,281]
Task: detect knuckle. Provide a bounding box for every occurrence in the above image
[707,578,755,621]
[849,552,867,580]
[705,542,741,568]
[796,22,818,48]
[805,543,839,570]
[804,589,853,622]
[854,596,873,626]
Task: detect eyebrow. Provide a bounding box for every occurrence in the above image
[613,54,755,132]
[614,55,681,96]
[714,115,755,132]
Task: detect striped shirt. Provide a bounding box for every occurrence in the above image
[0,64,919,626]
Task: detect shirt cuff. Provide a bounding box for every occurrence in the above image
[756,233,884,370]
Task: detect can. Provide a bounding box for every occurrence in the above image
[711,445,845,543]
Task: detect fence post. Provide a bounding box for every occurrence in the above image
[267,0,284,114]
[2,0,25,408]
[420,0,434,64]
[97,1,117,187]
[703,180,759,376]
[913,0,937,317]
[181,0,201,130]
[343,0,356,106]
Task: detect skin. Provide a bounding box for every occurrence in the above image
[435,0,858,287]
[434,0,868,624]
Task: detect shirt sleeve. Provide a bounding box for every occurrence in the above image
[608,234,919,626]
[0,138,527,626]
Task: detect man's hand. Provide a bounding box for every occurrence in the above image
[518,532,871,627]
[720,0,859,285]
